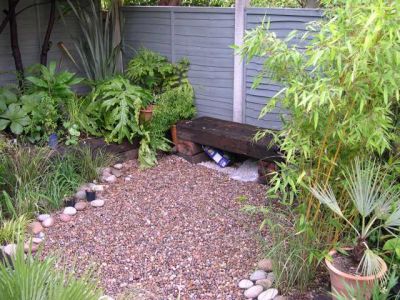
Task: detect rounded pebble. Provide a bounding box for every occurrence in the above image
[63,207,77,216]
[104,175,117,183]
[257,258,273,272]
[32,237,43,244]
[75,201,87,211]
[28,222,43,235]
[24,242,39,253]
[60,214,72,222]
[238,279,254,289]
[244,285,264,298]
[3,244,17,256]
[75,190,86,200]
[113,163,123,170]
[91,199,105,207]
[250,270,268,281]
[256,278,273,289]
[258,288,279,300]
[93,185,105,192]
[37,214,50,222]
[42,217,55,228]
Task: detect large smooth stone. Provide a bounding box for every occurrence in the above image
[60,214,72,222]
[42,217,55,228]
[93,185,104,192]
[75,190,86,200]
[63,207,77,216]
[244,285,264,299]
[103,175,117,183]
[111,168,122,178]
[238,279,254,289]
[113,163,123,170]
[91,199,105,207]
[75,201,87,211]
[32,237,43,244]
[3,244,17,256]
[256,278,273,289]
[37,214,50,222]
[258,288,279,300]
[24,242,39,253]
[28,222,43,235]
[257,259,273,272]
[250,270,268,281]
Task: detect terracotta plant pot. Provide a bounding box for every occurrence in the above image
[326,248,387,299]
[170,124,180,145]
[139,104,155,124]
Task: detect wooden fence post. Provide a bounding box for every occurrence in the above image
[233,0,248,123]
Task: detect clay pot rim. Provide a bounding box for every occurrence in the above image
[325,247,387,281]
[140,104,155,112]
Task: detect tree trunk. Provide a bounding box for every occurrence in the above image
[40,0,56,65]
[8,0,24,89]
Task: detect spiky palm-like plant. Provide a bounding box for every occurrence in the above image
[310,158,400,277]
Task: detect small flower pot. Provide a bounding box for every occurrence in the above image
[170,124,180,145]
[85,190,96,202]
[48,133,58,149]
[325,248,387,299]
[64,198,76,207]
[139,104,155,124]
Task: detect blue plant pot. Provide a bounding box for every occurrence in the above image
[48,133,58,149]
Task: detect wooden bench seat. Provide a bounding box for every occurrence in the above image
[176,117,280,161]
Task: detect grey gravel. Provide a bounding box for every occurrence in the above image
[43,155,269,299]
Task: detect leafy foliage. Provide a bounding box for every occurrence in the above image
[63,0,122,82]
[0,144,115,217]
[311,159,399,276]
[0,245,102,300]
[126,48,190,97]
[0,215,29,245]
[237,0,400,288]
[90,76,151,143]
[0,88,30,135]
[238,0,400,243]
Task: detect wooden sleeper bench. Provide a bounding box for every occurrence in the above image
[175,116,280,163]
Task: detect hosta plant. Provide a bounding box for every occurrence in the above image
[310,158,400,277]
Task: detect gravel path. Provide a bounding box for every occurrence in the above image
[43,155,269,299]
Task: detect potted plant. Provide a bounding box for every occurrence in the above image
[310,158,400,299]
[85,188,96,202]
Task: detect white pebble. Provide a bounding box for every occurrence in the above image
[42,217,55,228]
[63,207,77,216]
[258,288,279,300]
[244,285,264,298]
[91,199,105,207]
[250,270,268,281]
[113,163,123,170]
[238,279,254,289]
[37,214,50,222]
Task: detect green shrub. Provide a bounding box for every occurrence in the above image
[0,245,102,300]
[126,48,191,97]
[0,215,29,245]
[89,76,151,143]
[238,0,400,289]
[64,0,122,82]
[0,144,116,216]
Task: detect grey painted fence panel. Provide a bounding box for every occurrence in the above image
[0,1,83,87]
[244,7,322,129]
[122,7,235,121]
[0,5,321,130]
[122,6,321,128]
